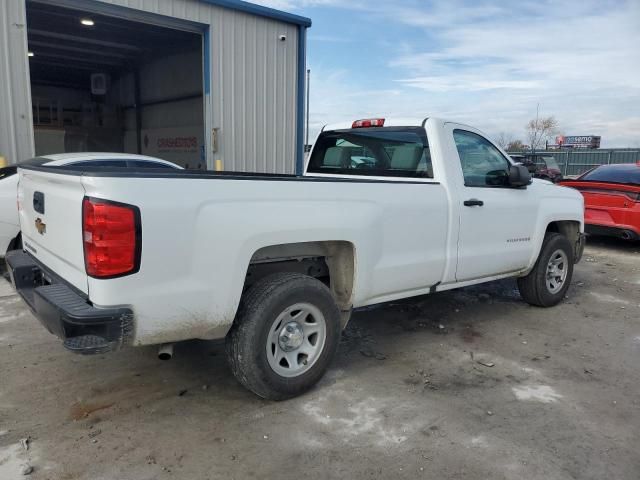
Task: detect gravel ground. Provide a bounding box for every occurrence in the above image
[1,237,639,480]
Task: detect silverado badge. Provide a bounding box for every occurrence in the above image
[35,218,46,235]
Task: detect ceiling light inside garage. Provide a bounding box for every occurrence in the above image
[28,51,34,57]
[80,18,95,26]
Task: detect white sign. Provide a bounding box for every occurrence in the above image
[140,126,205,169]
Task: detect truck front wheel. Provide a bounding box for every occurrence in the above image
[517,232,575,307]
[226,272,341,400]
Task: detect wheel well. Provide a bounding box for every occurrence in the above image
[245,241,355,312]
[546,221,580,246]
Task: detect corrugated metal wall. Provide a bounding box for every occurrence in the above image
[0,1,34,164]
[75,0,300,173]
[214,8,299,173]
[0,0,300,173]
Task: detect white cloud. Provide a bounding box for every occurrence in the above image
[252,0,347,9]
[396,76,540,92]
[384,1,640,145]
[255,0,640,147]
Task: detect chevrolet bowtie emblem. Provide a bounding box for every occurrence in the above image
[35,218,47,235]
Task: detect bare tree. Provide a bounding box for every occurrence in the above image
[506,139,526,152]
[526,105,559,152]
[495,132,514,150]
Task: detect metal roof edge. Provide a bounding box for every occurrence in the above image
[198,0,312,27]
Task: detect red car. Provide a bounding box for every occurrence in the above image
[560,163,640,241]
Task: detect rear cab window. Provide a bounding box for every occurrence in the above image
[307,127,433,179]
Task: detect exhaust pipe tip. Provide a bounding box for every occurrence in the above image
[621,230,632,241]
[158,343,174,361]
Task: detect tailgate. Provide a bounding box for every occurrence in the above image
[18,168,88,294]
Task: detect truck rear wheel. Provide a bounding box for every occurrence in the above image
[517,232,574,307]
[226,272,341,400]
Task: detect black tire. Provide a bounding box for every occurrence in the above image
[517,232,574,307]
[226,272,341,400]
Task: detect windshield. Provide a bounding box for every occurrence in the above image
[579,164,640,185]
[307,127,432,178]
[542,156,560,170]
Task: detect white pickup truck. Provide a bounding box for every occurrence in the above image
[6,117,585,400]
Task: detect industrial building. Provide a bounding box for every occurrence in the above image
[0,0,310,173]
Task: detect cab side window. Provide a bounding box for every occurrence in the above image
[453,130,510,187]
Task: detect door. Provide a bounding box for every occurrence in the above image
[451,128,538,281]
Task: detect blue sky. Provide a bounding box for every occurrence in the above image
[257,0,640,147]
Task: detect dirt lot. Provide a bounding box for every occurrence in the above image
[1,237,639,480]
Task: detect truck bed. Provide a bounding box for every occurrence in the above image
[20,163,438,185]
[16,163,450,346]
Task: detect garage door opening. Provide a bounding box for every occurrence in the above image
[26,1,205,169]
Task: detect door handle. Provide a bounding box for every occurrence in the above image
[464,199,484,207]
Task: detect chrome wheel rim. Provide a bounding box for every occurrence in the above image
[266,302,327,378]
[546,249,569,294]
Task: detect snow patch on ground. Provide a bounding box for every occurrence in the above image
[302,392,409,447]
[0,299,29,323]
[512,385,563,403]
[0,280,16,298]
[470,435,489,448]
[0,444,26,480]
[589,292,630,305]
[0,313,20,324]
[294,433,326,449]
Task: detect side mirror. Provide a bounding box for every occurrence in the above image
[509,164,532,188]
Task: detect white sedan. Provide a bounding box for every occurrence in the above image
[0,153,182,257]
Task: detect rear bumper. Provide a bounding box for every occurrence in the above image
[5,250,133,354]
[585,224,639,241]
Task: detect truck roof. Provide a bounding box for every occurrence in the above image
[322,118,429,132]
[321,117,478,133]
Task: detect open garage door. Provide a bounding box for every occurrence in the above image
[26,1,205,169]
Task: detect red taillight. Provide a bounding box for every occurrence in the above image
[82,197,140,278]
[352,118,385,128]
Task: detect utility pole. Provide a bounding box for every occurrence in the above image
[305,69,311,150]
[532,103,539,154]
